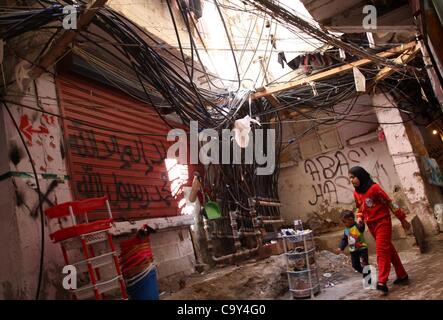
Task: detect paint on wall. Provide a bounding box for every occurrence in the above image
[279,140,400,226]
[56,73,192,220]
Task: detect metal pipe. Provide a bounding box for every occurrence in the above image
[212,244,260,262]
[256,215,283,220]
[262,219,285,224]
[211,231,259,238]
[203,218,213,251]
[229,211,241,251]
[256,200,282,207]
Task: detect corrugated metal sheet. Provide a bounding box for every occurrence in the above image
[56,73,191,221]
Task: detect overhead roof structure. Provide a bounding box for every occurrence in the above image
[300,0,416,33]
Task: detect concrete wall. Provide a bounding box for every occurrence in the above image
[279,93,442,235]
[108,0,191,51]
[1,74,70,299]
[373,93,440,234]
[0,106,26,299]
[151,228,195,279]
[279,140,401,227]
[278,95,401,231]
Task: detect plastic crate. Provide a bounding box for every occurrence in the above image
[62,230,108,250]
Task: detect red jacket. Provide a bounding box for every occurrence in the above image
[354,183,406,223]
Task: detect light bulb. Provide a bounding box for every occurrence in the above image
[433,129,438,135]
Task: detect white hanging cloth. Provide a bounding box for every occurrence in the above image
[232,115,261,148]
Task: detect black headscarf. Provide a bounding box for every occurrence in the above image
[349,166,375,194]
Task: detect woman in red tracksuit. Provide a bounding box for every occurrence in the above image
[349,166,411,295]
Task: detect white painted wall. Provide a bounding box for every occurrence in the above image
[279,140,400,223]
[1,74,70,299]
[278,95,401,227]
[373,93,440,234]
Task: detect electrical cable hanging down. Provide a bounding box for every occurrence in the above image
[1,0,432,263]
[239,0,417,73]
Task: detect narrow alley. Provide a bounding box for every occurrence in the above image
[1,0,443,306]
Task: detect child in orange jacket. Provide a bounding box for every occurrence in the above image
[349,166,411,295]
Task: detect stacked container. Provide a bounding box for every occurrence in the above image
[281,221,320,299]
[119,225,159,300]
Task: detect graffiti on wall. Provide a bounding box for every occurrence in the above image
[9,111,62,218]
[19,114,49,146]
[68,129,166,174]
[67,128,185,218]
[304,146,391,206]
[75,164,173,211]
[57,74,191,219]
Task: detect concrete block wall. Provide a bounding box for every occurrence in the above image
[150,228,196,279]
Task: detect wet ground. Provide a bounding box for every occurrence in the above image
[162,233,443,300]
[339,233,443,300]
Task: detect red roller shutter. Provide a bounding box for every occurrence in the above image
[56,73,191,221]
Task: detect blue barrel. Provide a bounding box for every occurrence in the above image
[126,267,159,300]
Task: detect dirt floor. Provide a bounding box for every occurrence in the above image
[162,233,443,300]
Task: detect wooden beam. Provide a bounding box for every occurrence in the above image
[374,43,421,82]
[252,41,417,100]
[29,0,108,79]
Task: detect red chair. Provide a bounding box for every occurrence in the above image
[45,196,127,300]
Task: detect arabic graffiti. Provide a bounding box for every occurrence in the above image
[68,129,175,212]
[68,129,167,175]
[75,165,173,211]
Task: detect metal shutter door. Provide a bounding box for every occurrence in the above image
[56,73,190,220]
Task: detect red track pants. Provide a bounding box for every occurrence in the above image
[367,217,408,284]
